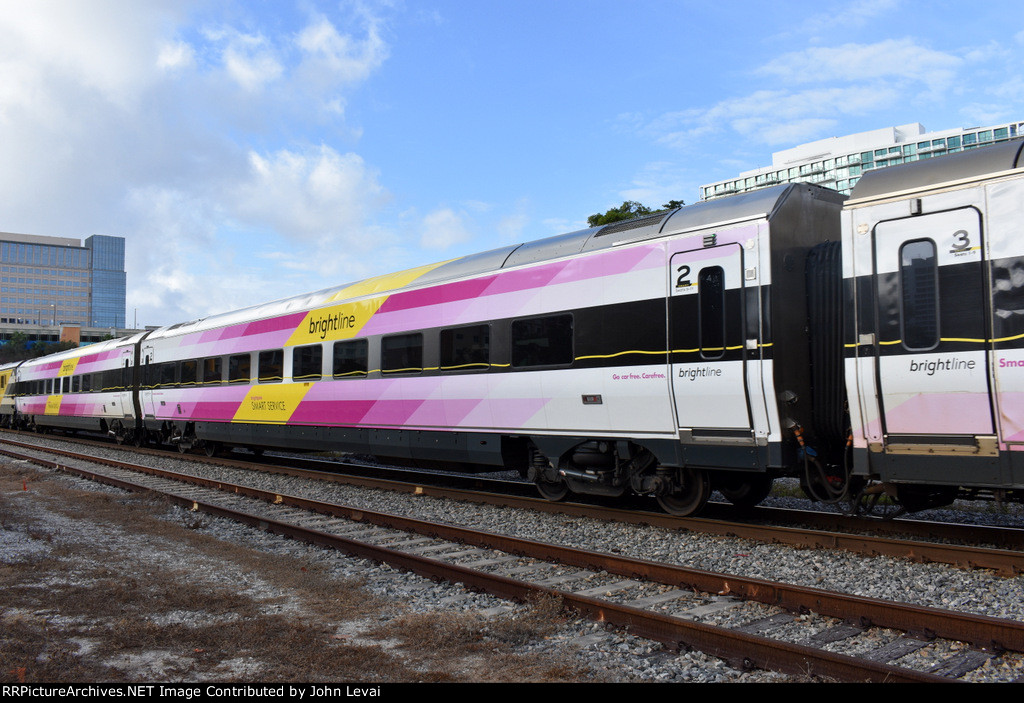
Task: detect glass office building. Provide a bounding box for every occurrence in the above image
[700,121,1024,201]
[0,231,126,328]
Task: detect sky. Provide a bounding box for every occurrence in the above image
[1,0,1023,328]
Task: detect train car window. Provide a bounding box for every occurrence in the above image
[159,362,177,387]
[180,359,198,387]
[228,354,251,384]
[332,339,368,378]
[698,266,726,360]
[511,314,573,368]
[202,357,222,385]
[71,376,80,393]
[62,377,70,394]
[293,345,322,381]
[258,350,284,383]
[899,239,939,350]
[45,378,53,394]
[81,373,91,392]
[440,324,490,371]
[381,333,423,374]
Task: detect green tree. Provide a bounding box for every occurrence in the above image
[587,201,653,227]
[587,199,685,228]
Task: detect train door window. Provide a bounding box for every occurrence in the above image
[333,339,368,378]
[511,314,573,368]
[899,239,939,350]
[258,350,284,383]
[202,357,222,385]
[381,333,423,374]
[698,266,725,360]
[292,345,322,381]
[440,324,490,371]
[180,360,198,387]
[228,354,251,384]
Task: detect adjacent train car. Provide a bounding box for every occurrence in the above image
[9,334,148,441]
[0,361,21,427]
[843,139,1024,510]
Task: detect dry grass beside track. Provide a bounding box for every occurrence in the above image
[0,459,596,683]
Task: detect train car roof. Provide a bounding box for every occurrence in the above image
[850,139,1024,202]
[145,183,820,341]
[15,331,148,370]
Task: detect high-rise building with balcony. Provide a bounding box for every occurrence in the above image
[699,121,1024,201]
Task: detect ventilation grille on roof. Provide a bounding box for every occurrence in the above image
[594,211,668,237]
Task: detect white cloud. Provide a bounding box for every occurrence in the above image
[232,145,389,246]
[157,41,196,71]
[419,208,473,250]
[756,39,962,96]
[0,2,396,326]
[297,14,389,85]
[217,30,284,92]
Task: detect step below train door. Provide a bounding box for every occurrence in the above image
[669,242,760,442]
[871,207,996,455]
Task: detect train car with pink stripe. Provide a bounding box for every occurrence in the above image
[8,333,147,440]
[132,182,843,515]
[6,139,1024,516]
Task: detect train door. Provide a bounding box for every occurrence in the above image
[870,207,995,452]
[669,243,758,433]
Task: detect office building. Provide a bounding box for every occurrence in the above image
[699,121,1024,201]
[0,231,126,328]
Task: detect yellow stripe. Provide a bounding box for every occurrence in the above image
[845,333,1019,348]
[232,383,315,424]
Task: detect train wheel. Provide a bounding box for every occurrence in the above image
[204,442,219,457]
[657,468,711,516]
[717,474,774,509]
[535,478,569,502]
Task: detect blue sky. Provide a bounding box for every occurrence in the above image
[1,0,1023,327]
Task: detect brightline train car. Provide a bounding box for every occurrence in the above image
[0,361,21,427]
[843,139,1024,510]
[10,333,148,440]
[136,183,845,514]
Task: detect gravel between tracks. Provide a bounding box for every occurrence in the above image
[4,434,1024,683]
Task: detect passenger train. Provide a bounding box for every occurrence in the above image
[3,140,1024,516]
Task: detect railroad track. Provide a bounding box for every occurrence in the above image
[4,437,1024,682]
[5,430,1024,577]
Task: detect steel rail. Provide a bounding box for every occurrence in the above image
[7,431,1024,568]
[6,442,1018,678]
[1,446,955,683]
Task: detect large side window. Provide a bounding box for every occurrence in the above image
[440,324,490,371]
[698,266,725,359]
[333,339,368,378]
[202,357,222,385]
[293,345,323,381]
[511,314,573,368]
[228,354,251,384]
[899,239,939,350]
[180,360,198,387]
[381,333,423,374]
[159,362,177,387]
[258,350,283,383]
